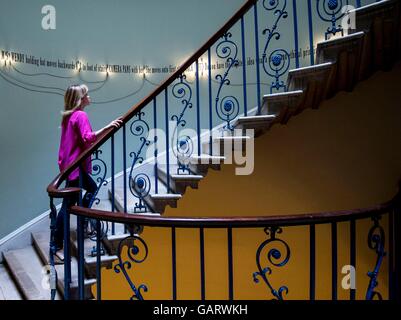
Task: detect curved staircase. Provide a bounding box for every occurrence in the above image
[1,0,400,300]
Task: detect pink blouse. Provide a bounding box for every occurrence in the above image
[58,110,97,181]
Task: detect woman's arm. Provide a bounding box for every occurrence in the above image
[94,118,123,138]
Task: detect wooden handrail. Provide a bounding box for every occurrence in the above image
[69,196,397,228]
[46,0,257,198]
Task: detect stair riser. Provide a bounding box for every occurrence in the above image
[143,195,178,215]
[157,167,200,195]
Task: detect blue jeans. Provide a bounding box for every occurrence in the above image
[55,171,97,249]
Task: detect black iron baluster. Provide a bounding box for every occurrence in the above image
[331,222,338,300]
[123,124,128,214]
[123,124,128,234]
[200,227,205,300]
[254,3,261,114]
[165,89,171,193]
[196,60,201,156]
[111,135,115,235]
[96,219,102,300]
[153,98,159,194]
[227,227,234,300]
[292,0,300,69]
[208,48,213,156]
[389,210,394,300]
[172,227,177,300]
[63,193,71,300]
[350,219,356,300]
[310,224,316,300]
[395,201,401,302]
[241,16,248,117]
[307,0,315,66]
[77,168,85,300]
[49,197,58,300]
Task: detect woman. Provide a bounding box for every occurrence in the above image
[55,84,122,260]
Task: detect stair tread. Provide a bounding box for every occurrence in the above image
[288,62,334,75]
[3,247,61,300]
[158,166,203,180]
[0,263,22,300]
[70,230,119,265]
[263,90,304,99]
[353,0,397,16]
[318,31,365,48]
[151,193,182,199]
[213,136,251,141]
[183,155,226,163]
[32,230,96,295]
[110,187,162,215]
[236,115,276,121]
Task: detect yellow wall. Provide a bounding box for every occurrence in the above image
[95,62,401,300]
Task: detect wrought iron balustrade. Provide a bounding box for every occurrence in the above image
[46,0,400,300]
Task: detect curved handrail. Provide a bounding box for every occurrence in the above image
[69,193,398,228]
[46,0,258,198]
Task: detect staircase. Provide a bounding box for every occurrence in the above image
[1,0,400,300]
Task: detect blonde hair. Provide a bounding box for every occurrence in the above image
[61,84,89,119]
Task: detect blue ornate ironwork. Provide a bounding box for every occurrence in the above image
[253,226,290,300]
[87,149,108,208]
[261,0,291,93]
[317,0,349,40]
[49,198,58,300]
[86,149,109,253]
[114,231,148,300]
[171,74,194,174]
[215,32,240,132]
[366,215,386,300]
[128,111,152,213]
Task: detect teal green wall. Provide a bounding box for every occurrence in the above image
[0,0,244,238]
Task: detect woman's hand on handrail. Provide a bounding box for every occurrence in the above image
[95,118,123,137]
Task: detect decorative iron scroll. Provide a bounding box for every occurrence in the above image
[114,230,149,300]
[87,149,109,249]
[215,32,240,132]
[128,111,152,213]
[261,0,291,93]
[366,215,386,300]
[317,0,350,40]
[171,74,194,174]
[253,226,290,300]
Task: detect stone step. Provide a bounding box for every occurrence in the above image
[261,90,305,124]
[317,31,366,94]
[233,114,277,137]
[351,0,401,75]
[108,186,162,215]
[0,263,22,300]
[143,193,182,215]
[286,62,335,120]
[31,230,96,300]
[54,257,97,300]
[157,165,203,195]
[202,135,253,157]
[2,247,61,300]
[69,230,118,279]
[178,154,226,176]
[103,232,131,256]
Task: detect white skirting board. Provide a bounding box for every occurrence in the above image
[0,204,61,263]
